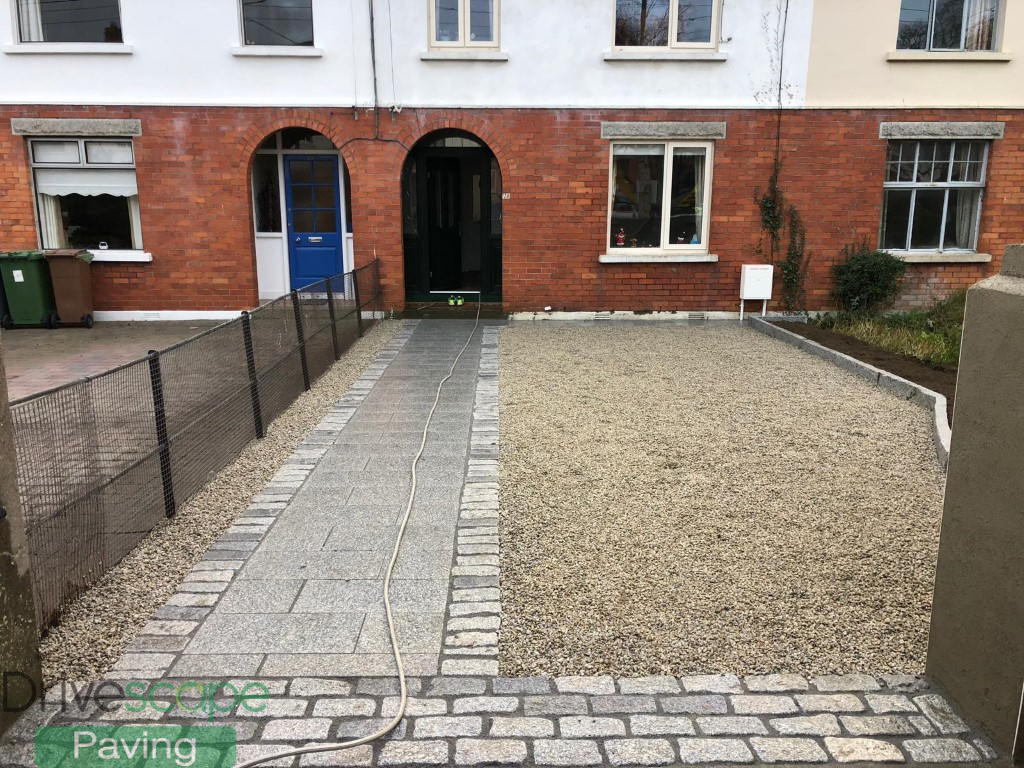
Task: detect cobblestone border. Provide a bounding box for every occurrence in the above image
[442,325,500,676]
[748,317,951,470]
[101,322,421,681]
[3,673,997,767]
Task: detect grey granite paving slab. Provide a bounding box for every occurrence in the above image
[184,613,365,654]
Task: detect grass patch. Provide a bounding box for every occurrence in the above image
[816,291,966,367]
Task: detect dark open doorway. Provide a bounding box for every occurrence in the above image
[402,130,502,302]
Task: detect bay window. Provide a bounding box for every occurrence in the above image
[17,0,123,43]
[880,140,987,253]
[614,0,719,48]
[30,139,143,254]
[608,142,712,252]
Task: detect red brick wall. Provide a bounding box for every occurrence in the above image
[0,105,1019,312]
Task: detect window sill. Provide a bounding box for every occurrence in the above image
[886,50,1012,62]
[600,252,719,264]
[231,46,323,58]
[419,50,509,61]
[2,43,133,55]
[603,50,727,62]
[89,250,152,263]
[891,251,992,264]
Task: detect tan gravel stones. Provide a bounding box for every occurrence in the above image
[498,323,945,675]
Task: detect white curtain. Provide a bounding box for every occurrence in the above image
[964,0,997,50]
[954,190,976,250]
[17,0,43,42]
[37,194,66,248]
[692,154,705,244]
[34,168,138,197]
[128,196,143,249]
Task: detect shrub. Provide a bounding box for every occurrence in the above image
[830,241,906,312]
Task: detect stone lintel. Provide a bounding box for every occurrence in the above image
[879,121,1004,140]
[601,121,727,140]
[10,118,142,137]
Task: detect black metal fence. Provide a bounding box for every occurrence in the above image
[10,260,382,631]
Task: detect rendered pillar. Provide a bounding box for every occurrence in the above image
[927,244,1024,760]
[0,333,42,736]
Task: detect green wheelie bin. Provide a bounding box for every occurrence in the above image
[0,250,59,329]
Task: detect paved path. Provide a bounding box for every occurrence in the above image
[1,321,220,400]
[142,320,483,681]
[0,320,999,767]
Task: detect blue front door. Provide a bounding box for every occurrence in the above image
[285,155,343,290]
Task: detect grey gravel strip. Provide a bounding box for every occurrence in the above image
[747,317,951,470]
[1,674,998,767]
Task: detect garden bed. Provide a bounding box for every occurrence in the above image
[776,321,957,424]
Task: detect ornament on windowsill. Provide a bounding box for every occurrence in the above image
[630,238,638,248]
[616,228,626,246]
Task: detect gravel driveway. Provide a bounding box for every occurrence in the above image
[498,322,945,676]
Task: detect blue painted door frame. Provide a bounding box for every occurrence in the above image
[285,155,343,290]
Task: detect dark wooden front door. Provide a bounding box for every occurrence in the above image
[426,157,461,291]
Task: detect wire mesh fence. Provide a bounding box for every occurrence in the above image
[9,260,382,631]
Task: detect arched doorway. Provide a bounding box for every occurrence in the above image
[250,128,353,299]
[402,130,502,302]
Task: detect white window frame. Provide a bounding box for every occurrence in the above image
[880,139,989,254]
[428,0,500,49]
[13,0,125,44]
[897,0,1004,52]
[237,0,316,47]
[612,0,721,51]
[28,137,146,261]
[606,140,714,255]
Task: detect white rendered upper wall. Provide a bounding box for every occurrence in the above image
[0,0,813,109]
[805,0,1024,108]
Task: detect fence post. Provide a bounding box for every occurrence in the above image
[292,291,312,391]
[0,337,43,737]
[352,267,365,339]
[240,311,265,438]
[325,277,340,361]
[147,351,176,518]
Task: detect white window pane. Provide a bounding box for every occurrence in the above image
[943,188,980,249]
[915,141,952,183]
[469,0,493,42]
[897,0,931,49]
[20,0,123,43]
[964,0,997,50]
[615,0,670,46]
[910,189,946,249]
[436,0,459,41]
[613,144,666,157]
[32,141,81,164]
[881,189,912,250]
[252,154,281,233]
[668,147,706,245]
[931,0,966,49]
[677,0,713,44]
[85,141,133,164]
[241,0,313,46]
[611,147,665,248]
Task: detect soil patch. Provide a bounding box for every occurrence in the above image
[777,321,956,424]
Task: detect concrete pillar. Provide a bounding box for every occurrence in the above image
[0,334,42,736]
[927,243,1024,760]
